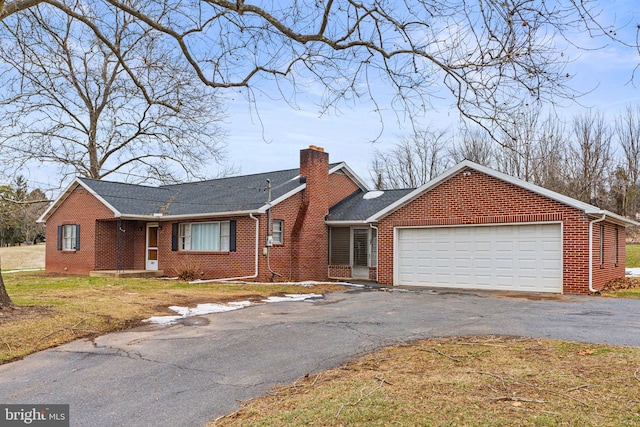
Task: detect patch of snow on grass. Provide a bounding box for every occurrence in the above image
[144,295,322,325]
[168,301,252,317]
[144,315,184,325]
[626,268,640,276]
[262,293,323,303]
[294,280,355,287]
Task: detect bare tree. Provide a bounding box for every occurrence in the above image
[0,258,13,308]
[565,111,613,206]
[450,127,495,167]
[494,107,568,191]
[614,105,640,218]
[0,3,226,184]
[496,108,543,182]
[529,115,568,193]
[17,189,47,244]
[1,0,635,138]
[371,129,449,189]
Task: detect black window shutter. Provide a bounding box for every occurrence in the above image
[57,225,63,250]
[171,223,178,251]
[229,220,237,252]
[75,224,81,250]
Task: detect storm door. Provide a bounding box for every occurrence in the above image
[352,228,369,278]
[146,223,159,270]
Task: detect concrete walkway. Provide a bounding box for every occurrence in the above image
[1,287,639,426]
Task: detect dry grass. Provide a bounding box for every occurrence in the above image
[0,272,346,363]
[0,244,45,271]
[627,244,640,268]
[213,335,640,426]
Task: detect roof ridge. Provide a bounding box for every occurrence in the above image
[78,176,162,189]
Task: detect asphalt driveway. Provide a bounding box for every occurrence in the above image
[1,286,639,426]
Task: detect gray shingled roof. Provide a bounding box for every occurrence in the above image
[327,188,415,222]
[79,169,302,216]
[79,164,344,216]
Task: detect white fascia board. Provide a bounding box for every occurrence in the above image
[120,209,260,221]
[366,160,640,226]
[325,220,369,226]
[587,210,640,227]
[37,178,121,223]
[330,162,370,191]
[257,183,306,213]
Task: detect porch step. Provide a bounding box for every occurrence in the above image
[90,270,164,278]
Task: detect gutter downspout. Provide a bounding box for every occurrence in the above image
[370,224,379,283]
[190,213,260,283]
[265,179,282,280]
[588,214,607,294]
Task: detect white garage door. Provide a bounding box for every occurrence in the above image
[396,224,562,293]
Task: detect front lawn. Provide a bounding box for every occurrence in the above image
[627,244,640,267]
[0,244,45,271]
[213,336,640,427]
[0,273,345,363]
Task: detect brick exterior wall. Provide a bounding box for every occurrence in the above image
[289,147,330,281]
[46,155,625,294]
[328,265,352,278]
[44,148,362,281]
[94,220,146,270]
[45,186,116,275]
[159,216,259,279]
[328,172,361,207]
[155,152,360,281]
[591,221,626,291]
[261,165,360,281]
[376,168,626,294]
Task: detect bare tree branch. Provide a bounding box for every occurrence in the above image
[0,1,226,184]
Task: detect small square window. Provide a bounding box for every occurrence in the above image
[272,220,284,244]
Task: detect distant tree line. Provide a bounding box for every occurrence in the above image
[0,176,48,246]
[371,106,640,226]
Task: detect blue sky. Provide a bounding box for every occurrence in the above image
[221,0,640,186]
[9,0,640,194]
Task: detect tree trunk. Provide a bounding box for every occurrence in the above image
[0,255,13,308]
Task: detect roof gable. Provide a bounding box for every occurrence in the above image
[37,178,123,223]
[365,160,639,226]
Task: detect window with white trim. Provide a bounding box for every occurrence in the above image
[63,224,77,250]
[272,220,284,244]
[179,221,230,251]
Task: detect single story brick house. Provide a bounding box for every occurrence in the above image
[39,146,637,294]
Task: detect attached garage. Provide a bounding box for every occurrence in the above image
[395,223,563,293]
[329,160,637,294]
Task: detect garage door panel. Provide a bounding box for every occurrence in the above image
[396,224,562,293]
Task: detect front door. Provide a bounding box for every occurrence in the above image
[352,228,369,278]
[146,224,159,270]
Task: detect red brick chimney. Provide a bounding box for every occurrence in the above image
[291,146,330,281]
